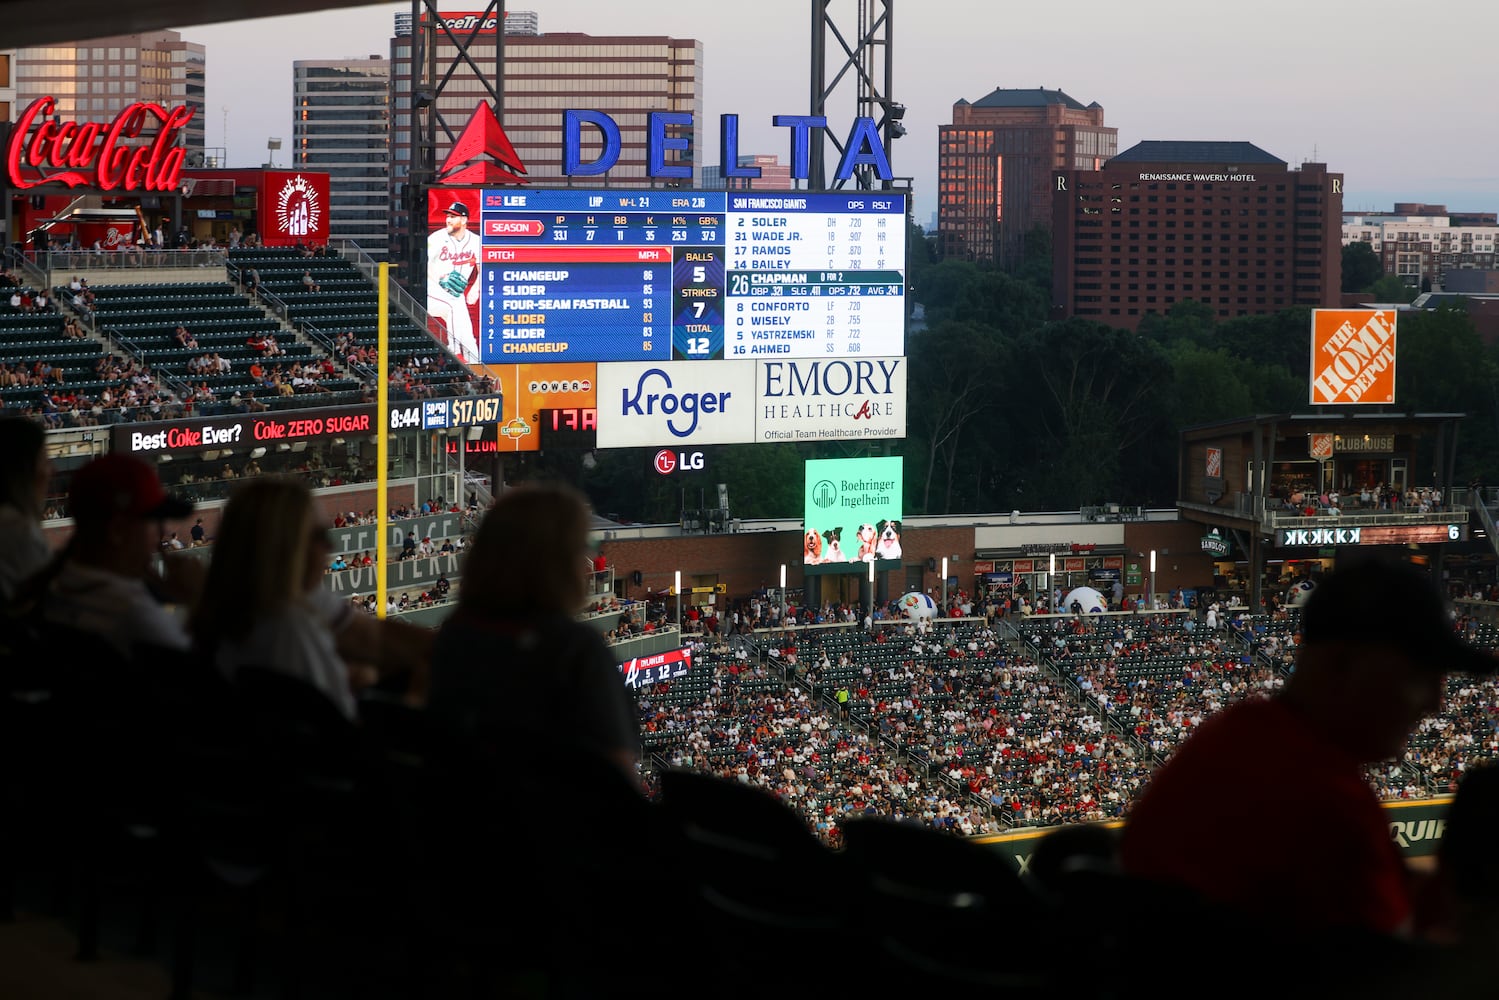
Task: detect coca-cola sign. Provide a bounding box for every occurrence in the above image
[5,96,195,192]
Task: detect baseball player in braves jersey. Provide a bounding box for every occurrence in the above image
[427,200,482,364]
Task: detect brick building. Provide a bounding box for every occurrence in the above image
[937,87,1116,266]
[1342,204,1499,292]
[1051,141,1344,329]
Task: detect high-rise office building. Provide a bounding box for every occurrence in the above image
[702,155,792,190]
[388,18,703,263]
[13,31,206,164]
[938,87,1115,265]
[293,56,390,257]
[1051,141,1344,329]
[0,48,16,123]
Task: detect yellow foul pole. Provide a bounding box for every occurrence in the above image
[376,261,390,619]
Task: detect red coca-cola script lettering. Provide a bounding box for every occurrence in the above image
[5,96,195,192]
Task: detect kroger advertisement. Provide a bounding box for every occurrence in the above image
[802,456,904,575]
[595,361,757,448]
[591,357,906,449]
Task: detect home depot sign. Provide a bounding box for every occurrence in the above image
[1309,309,1397,406]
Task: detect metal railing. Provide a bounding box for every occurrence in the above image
[34,246,228,275]
[328,238,465,369]
[4,246,51,289]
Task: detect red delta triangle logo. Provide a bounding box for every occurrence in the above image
[437,101,527,185]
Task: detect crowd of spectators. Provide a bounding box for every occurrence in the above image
[1276,484,1446,516]
[625,586,1499,845]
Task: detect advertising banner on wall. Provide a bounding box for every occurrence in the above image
[595,360,756,448]
[481,362,597,451]
[258,171,331,247]
[112,397,505,457]
[802,456,903,575]
[1309,309,1397,406]
[755,356,906,443]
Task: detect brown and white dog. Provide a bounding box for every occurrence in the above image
[854,523,878,562]
[804,528,823,564]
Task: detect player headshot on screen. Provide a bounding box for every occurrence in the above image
[427,201,482,364]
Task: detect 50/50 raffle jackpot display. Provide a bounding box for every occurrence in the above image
[426,188,906,366]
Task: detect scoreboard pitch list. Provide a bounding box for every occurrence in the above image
[478,190,906,364]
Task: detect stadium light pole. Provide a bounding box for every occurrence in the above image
[868,557,876,617]
[780,563,787,623]
[1048,553,1055,612]
[674,569,682,629]
[1149,549,1157,611]
[941,557,948,613]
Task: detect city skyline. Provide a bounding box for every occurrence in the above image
[150,0,1498,224]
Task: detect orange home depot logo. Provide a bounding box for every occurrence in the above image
[1309,309,1397,405]
[437,101,527,185]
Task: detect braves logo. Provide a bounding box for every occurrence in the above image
[850,400,873,420]
[436,241,478,267]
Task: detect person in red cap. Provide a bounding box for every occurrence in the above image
[36,453,199,653]
[425,199,481,364]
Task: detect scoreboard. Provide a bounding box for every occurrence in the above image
[478,190,906,364]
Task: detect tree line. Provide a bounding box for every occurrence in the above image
[508,226,1499,522]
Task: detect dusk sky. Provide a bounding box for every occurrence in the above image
[175,0,1498,224]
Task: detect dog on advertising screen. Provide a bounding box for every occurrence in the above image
[822,527,846,564]
[875,519,902,561]
[854,523,878,562]
[804,528,823,565]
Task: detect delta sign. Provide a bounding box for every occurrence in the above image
[437,100,899,186]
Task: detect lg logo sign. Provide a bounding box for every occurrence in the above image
[654,449,705,475]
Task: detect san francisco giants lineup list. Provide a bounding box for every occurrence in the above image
[477,190,906,364]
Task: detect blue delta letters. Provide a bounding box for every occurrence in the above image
[563,111,893,182]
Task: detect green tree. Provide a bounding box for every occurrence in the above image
[917,259,1048,334]
[1367,274,1417,304]
[1001,319,1173,507]
[1010,224,1053,294]
[906,319,1006,513]
[1138,299,1217,349]
[1214,308,1313,374]
[1342,241,1384,292]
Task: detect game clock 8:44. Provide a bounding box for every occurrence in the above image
[672,249,724,360]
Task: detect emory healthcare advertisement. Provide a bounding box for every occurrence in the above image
[802,456,903,575]
[427,189,484,365]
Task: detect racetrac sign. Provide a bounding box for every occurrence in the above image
[6,96,195,192]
